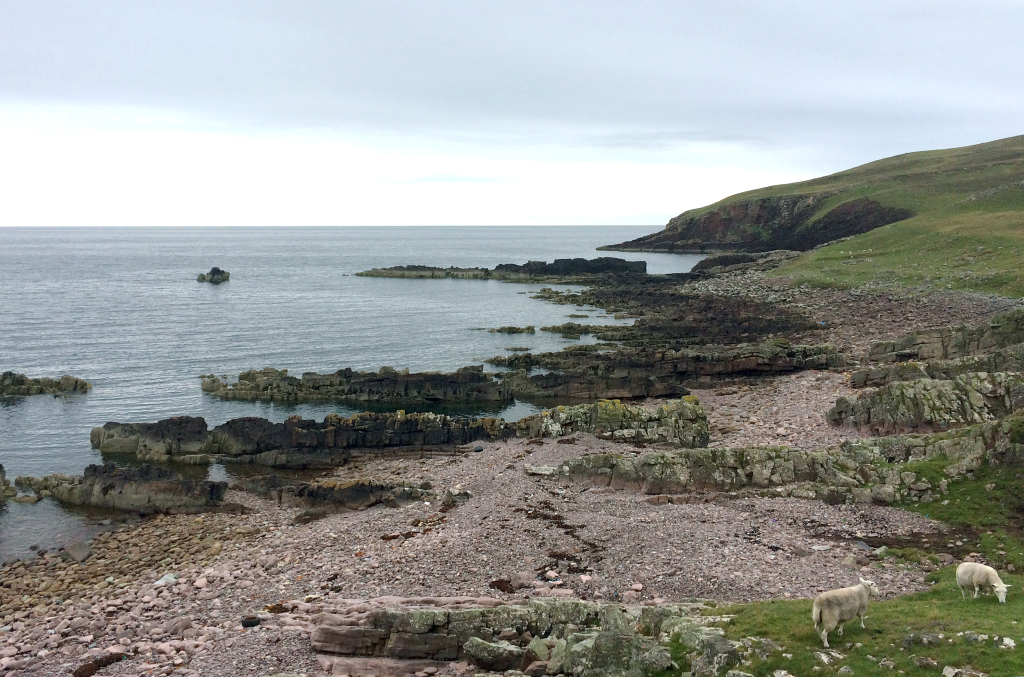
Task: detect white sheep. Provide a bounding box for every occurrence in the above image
[956,562,1011,603]
[812,578,880,648]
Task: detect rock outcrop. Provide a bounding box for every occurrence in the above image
[559,410,1024,505]
[202,365,511,405]
[307,596,727,677]
[14,463,227,514]
[868,309,1024,363]
[1,372,92,396]
[92,412,510,468]
[92,399,710,467]
[516,398,709,448]
[196,267,230,284]
[0,464,15,499]
[237,475,429,512]
[357,257,646,281]
[851,343,1024,388]
[492,339,846,400]
[828,372,1024,435]
[600,195,913,253]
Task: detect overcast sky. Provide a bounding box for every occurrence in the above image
[1,1,1022,226]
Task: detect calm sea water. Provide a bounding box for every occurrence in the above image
[0,226,701,559]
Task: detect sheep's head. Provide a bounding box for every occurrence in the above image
[859,578,880,597]
[994,583,1010,603]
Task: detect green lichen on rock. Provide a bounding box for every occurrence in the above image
[515,398,710,448]
[828,372,1024,435]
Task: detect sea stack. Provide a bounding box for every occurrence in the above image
[197,267,230,284]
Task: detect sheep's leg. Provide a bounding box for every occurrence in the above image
[821,629,829,648]
[860,614,865,629]
[959,585,966,600]
[837,623,844,636]
[973,585,979,598]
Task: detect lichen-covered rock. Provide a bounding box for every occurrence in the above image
[852,343,1024,388]
[310,598,709,677]
[515,398,710,448]
[14,463,227,513]
[828,372,1024,435]
[1,371,91,396]
[202,365,512,405]
[868,309,1024,363]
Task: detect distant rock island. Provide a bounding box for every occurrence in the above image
[357,257,646,280]
[1,371,92,396]
[197,266,230,283]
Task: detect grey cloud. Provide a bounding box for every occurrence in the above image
[1,0,1022,167]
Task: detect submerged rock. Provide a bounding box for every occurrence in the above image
[1,371,91,396]
[196,267,230,283]
[14,463,227,513]
[357,257,646,281]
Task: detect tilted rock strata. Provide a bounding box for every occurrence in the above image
[492,339,846,400]
[560,410,1024,505]
[14,463,227,513]
[852,343,1024,388]
[91,398,709,468]
[357,257,646,281]
[828,372,1024,435]
[516,397,709,448]
[868,308,1024,363]
[237,475,429,511]
[1,371,92,396]
[309,597,727,677]
[202,365,512,404]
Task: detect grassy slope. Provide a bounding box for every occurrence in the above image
[696,463,1024,676]
[688,135,1024,296]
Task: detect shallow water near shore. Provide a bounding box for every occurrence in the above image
[0,225,701,560]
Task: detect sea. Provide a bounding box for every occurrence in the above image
[0,226,702,560]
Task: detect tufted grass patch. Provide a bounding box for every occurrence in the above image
[706,567,1024,676]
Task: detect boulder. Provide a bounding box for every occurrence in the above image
[463,637,524,671]
[196,267,230,283]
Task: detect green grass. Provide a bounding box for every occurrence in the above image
[765,135,1024,297]
[650,134,1024,296]
[709,568,1024,676]
[674,464,1024,676]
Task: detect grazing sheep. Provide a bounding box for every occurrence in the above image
[812,578,880,648]
[956,562,1011,603]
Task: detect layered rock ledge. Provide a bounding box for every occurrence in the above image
[90,398,711,468]
[307,596,732,677]
[202,365,512,405]
[356,257,646,281]
[1,371,92,396]
[14,463,228,514]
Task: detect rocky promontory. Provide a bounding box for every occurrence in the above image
[600,194,914,253]
[1,371,92,396]
[357,257,646,281]
[201,365,512,405]
[14,463,228,514]
[197,267,230,284]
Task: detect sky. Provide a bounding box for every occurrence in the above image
[1,1,1022,227]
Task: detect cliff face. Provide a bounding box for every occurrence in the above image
[602,195,913,253]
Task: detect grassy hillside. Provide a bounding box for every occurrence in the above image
[613,135,1024,296]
